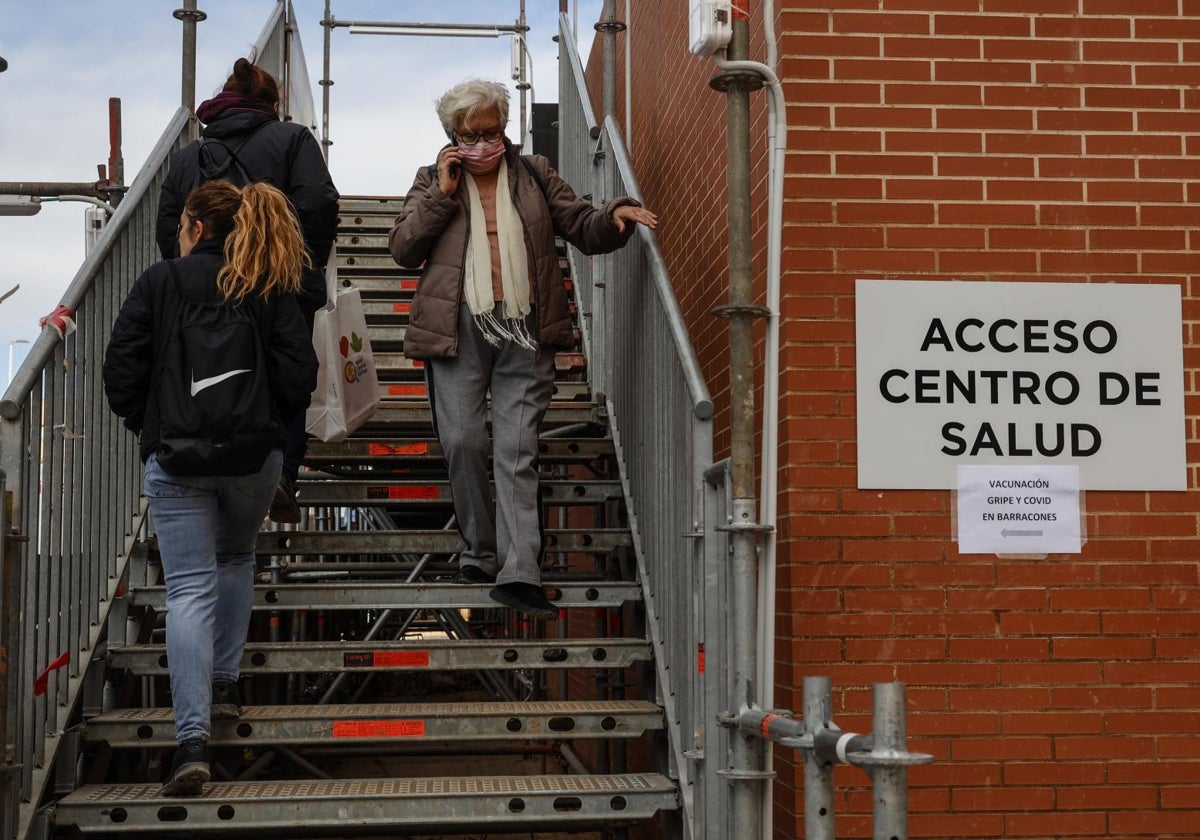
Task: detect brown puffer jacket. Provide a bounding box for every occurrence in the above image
[388,145,639,359]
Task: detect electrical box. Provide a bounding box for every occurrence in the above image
[688,0,733,57]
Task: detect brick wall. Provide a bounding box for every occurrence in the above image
[585,2,1200,838]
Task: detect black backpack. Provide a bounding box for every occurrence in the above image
[153,262,277,476]
[190,120,272,191]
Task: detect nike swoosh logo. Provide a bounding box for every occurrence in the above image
[190,369,251,397]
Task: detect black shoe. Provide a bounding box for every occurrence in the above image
[269,475,301,524]
[489,582,559,620]
[456,564,497,584]
[212,679,242,720]
[161,738,210,797]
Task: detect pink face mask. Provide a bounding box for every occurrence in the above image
[459,138,506,174]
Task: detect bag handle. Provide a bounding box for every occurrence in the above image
[323,243,339,308]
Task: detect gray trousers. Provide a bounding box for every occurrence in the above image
[426,303,556,586]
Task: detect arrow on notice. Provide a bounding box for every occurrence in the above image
[1002,529,1043,538]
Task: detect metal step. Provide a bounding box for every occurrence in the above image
[354,400,599,428]
[295,478,622,507]
[110,638,653,675]
[375,380,591,403]
[53,773,678,835]
[305,437,613,467]
[368,351,587,376]
[128,581,642,611]
[85,701,664,748]
[249,528,630,556]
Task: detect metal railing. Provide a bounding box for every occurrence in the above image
[0,6,302,837]
[558,14,718,838]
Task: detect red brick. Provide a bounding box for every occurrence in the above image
[895,563,994,586]
[782,34,881,58]
[1109,760,1200,783]
[1052,636,1153,660]
[1163,785,1200,808]
[985,84,1081,108]
[938,107,1032,130]
[886,83,983,106]
[845,637,950,661]
[1154,686,1200,708]
[792,129,882,153]
[1038,109,1134,132]
[1084,39,1176,62]
[1085,85,1182,110]
[896,612,998,635]
[1003,761,1106,785]
[898,662,1000,686]
[996,563,1097,587]
[1054,735,1157,759]
[1105,711,1200,734]
[794,612,894,637]
[835,58,931,82]
[953,785,1054,811]
[940,155,1034,178]
[1037,61,1132,85]
[907,813,1005,838]
[1105,661,1200,683]
[1003,711,1104,734]
[1049,587,1151,609]
[952,736,1052,760]
[948,637,1049,661]
[950,687,1051,711]
[1000,662,1103,685]
[1086,132,1181,156]
[986,37,1080,61]
[888,131,981,155]
[1085,0,1178,12]
[1006,811,1107,836]
[1111,811,1200,834]
[999,612,1100,636]
[1051,691,1152,710]
[935,14,1032,37]
[936,60,1031,83]
[1058,784,1159,810]
[947,588,1048,611]
[884,35,982,60]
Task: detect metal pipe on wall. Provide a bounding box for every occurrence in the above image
[712,11,769,837]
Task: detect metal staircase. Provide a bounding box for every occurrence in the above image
[45,196,680,836]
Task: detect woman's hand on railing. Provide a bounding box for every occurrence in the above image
[613,205,658,233]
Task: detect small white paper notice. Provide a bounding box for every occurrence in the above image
[957,465,1082,555]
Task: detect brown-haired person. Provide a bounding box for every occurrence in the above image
[156,57,339,522]
[105,181,318,797]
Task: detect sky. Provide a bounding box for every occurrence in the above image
[0,0,603,375]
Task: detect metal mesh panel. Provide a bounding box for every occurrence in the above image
[556,14,720,839]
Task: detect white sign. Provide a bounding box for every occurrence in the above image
[855,279,1185,490]
[957,465,1081,554]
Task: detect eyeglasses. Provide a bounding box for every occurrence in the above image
[456,128,504,146]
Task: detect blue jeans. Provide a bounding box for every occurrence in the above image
[144,449,282,743]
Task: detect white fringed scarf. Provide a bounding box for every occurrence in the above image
[462,158,536,349]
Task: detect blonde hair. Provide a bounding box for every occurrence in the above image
[183,180,312,304]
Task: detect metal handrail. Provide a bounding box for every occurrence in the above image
[558,14,716,838]
[0,107,191,419]
[0,6,299,837]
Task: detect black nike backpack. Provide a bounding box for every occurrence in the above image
[153,262,277,476]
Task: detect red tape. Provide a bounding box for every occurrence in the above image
[39,305,76,339]
[33,650,69,696]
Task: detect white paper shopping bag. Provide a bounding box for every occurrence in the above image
[305,247,380,442]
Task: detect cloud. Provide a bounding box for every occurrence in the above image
[0,0,602,356]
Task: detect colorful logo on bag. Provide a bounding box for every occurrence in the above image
[339,332,364,358]
[343,361,358,383]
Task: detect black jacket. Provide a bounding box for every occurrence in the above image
[155,109,339,303]
[103,238,318,464]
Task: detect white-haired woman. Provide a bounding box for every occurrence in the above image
[389,79,657,619]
